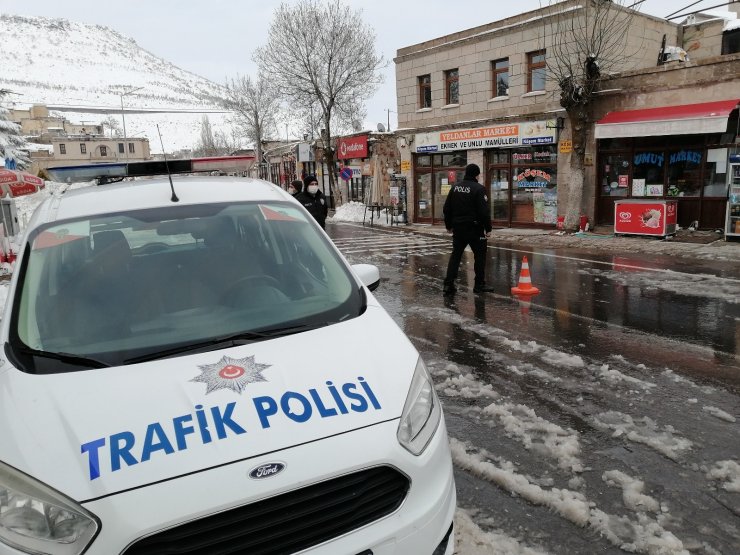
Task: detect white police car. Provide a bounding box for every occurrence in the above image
[0,164,455,554]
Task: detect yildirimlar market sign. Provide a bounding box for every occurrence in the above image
[413,120,558,153]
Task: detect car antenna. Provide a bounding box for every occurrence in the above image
[156,124,179,202]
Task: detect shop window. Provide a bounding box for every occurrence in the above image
[667,149,702,197]
[512,146,557,165]
[59,143,66,155]
[444,69,459,104]
[416,155,431,167]
[632,151,665,197]
[703,149,729,197]
[512,165,557,223]
[527,50,546,92]
[418,74,432,109]
[492,58,509,97]
[722,29,740,54]
[600,154,631,197]
[488,150,510,165]
[432,153,467,168]
[599,138,633,151]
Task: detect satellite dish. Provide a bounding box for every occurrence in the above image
[377,123,386,132]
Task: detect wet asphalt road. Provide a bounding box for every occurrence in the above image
[329,222,740,555]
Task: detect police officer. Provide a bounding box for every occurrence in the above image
[442,163,494,295]
[295,175,328,229]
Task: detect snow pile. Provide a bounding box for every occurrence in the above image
[701,405,736,423]
[592,411,693,461]
[602,470,661,513]
[706,460,740,492]
[482,402,583,472]
[450,439,689,554]
[328,201,395,226]
[454,509,551,555]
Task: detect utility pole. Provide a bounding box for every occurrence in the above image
[119,87,143,160]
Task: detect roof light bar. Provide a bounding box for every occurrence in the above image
[47,156,255,184]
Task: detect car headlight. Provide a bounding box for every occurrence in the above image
[0,460,99,554]
[397,357,442,455]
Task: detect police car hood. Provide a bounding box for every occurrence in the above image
[0,305,418,501]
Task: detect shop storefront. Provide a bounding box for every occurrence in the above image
[411,120,559,226]
[594,100,739,229]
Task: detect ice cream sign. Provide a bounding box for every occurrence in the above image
[414,121,557,152]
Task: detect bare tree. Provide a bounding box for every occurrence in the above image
[255,0,384,205]
[0,89,30,170]
[545,0,639,229]
[100,115,121,138]
[223,74,280,171]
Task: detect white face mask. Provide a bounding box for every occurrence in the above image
[288,186,296,194]
[308,185,319,194]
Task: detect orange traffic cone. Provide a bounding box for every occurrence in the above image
[511,256,540,296]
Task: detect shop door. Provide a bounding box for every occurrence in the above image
[416,173,433,221]
[413,153,467,224]
[489,168,510,225]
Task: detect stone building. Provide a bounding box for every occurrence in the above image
[393,0,739,230]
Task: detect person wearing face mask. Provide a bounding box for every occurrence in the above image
[288,180,303,197]
[295,175,328,229]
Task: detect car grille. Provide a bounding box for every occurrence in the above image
[123,466,410,555]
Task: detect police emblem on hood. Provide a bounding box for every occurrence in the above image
[191,355,271,394]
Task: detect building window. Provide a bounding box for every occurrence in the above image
[59,143,66,155]
[492,58,509,97]
[118,143,125,154]
[527,49,546,92]
[80,143,87,154]
[100,145,108,157]
[722,29,740,54]
[128,142,135,153]
[444,69,459,104]
[418,74,432,109]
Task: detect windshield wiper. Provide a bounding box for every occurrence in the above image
[123,323,326,364]
[14,345,111,369]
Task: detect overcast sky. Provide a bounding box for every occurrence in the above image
[1,0,732,130]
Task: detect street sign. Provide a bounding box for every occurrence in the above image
[340,167,353,181]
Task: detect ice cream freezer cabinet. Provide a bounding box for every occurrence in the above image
[614,200,677,237]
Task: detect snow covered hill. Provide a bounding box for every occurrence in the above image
[0,14,232,153]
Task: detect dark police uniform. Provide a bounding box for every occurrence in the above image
[442,165,493,295]
[295,175,328,229]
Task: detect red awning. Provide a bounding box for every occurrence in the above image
[595,99,739,139]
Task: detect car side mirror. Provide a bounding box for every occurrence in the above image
[351,264,380,292]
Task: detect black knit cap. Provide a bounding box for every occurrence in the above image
[303,175,318,188]
[464,163,481,179]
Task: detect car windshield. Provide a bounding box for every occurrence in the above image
[10,201,361,373]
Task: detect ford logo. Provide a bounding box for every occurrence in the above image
[249,462,286,480]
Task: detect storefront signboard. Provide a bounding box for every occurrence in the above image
[414,120,557,153]
[296,142,314,162]
[337,135,368,160]
[614,200,677,237]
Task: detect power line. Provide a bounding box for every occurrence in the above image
[666,0,739,20]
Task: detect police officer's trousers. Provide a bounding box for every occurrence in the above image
[443,224,488,288]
